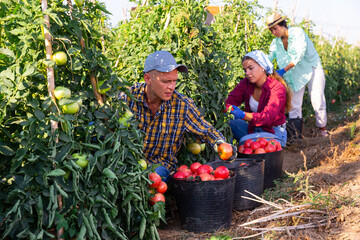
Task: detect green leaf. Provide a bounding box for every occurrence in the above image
[22,63,36,77]
[47,169,66,177]
[81,143,101,150]
[34,109,45,120]
[0,143,15,156]
[0,68,15,81]
[103,168,117,180]
[9,27,25,35]
[94,110,109,119]
[55,142,72,163]
[0,48,15,59]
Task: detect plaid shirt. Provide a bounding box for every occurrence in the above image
[119,83,224,171]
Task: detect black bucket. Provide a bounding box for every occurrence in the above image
[169,172,236,233]
[209,158,265,211]
[237,150,284,189]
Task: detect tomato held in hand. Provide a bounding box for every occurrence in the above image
[218,143,233,161]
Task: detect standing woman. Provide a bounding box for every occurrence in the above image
[266,12,328,137]
[225,50,292,147]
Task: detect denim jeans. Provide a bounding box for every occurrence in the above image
[229,119,287,147]
[154,165,171,183]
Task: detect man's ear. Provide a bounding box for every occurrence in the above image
[144,73,151,84]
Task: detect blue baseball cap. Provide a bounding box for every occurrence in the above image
[143,50,188,73]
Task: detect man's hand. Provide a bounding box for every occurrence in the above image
[230,105,245,119]
[213,139,226,152]
[229,144,237,161]
[276,68,286,77]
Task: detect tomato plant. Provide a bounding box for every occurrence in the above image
[0,1,163,239]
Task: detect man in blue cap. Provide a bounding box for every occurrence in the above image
[119,50,236,181]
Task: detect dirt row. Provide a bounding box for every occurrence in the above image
[158,109,360,239]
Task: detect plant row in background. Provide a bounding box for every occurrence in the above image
[108,0,360,132]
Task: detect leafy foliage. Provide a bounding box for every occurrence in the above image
[0,0,163,239]
[107,0,234,164]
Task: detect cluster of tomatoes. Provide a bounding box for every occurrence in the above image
[172,163,230,181]
[148,172,167,206]
[238,137,282,154]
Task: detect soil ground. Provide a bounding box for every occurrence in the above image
[158,100,360,239]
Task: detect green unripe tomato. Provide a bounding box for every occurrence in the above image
[52,51,68,66]
[72,153,88,168]
[54,86,71,100]
[97,80,111,94]
[74,0,84,7]
[61,102,80,114]
[118,109,134,126]
[64,170,71,180]
[138,159,147,170]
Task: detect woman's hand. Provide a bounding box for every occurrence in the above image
[230,105,245,119]
[276,68,286,77]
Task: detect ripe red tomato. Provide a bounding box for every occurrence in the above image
[265,144,276,153]
[196,164,213,175]
[156,181,168,194]
[238,144,245,153]
[148,172,161,188]
[250,141,261,151]
[254,148,266,154]
[190,162,202,173]
[244,139,253,148]
[149,193,165,206]
[256,137,268,148]
[276,146,283,151]
[223,104,233,113]
[214,166,229,179]
[173,171,186,179]
[268,139,281,149]
[179,168,192,178]
[242,148,253,154]
[186,174,197,180]
[177,165,188,172]
[331,99,336,104]
[218,143,233,160]
[199,173,212,181]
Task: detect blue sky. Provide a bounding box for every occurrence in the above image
[101,0,360,45]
